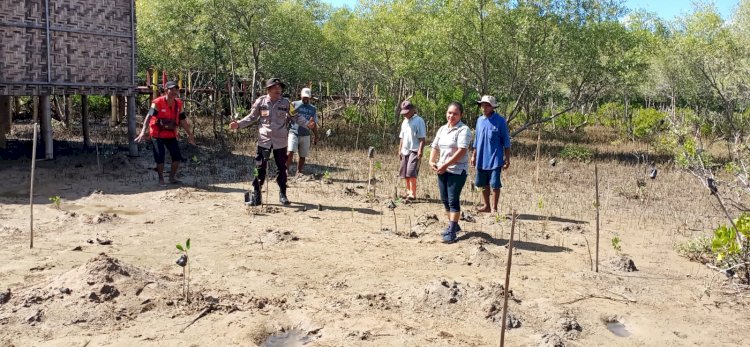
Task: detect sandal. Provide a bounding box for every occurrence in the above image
[169,179,183,185]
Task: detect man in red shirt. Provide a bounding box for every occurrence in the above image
[135,81,196,186]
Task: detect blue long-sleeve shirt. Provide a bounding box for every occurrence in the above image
[473,112,511,170]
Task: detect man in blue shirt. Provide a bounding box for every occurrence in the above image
[470,95,511,213]
[286,88,319,176]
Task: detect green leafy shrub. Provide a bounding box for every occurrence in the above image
[677,236,713,263]
[632,108,667,139]
[711,213,750,283]
[559,144,594,162]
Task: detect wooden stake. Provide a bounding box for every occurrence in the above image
[595,164,600,273]
[500,210,517,347]
[534,126,541,184]
[30,123,38,249]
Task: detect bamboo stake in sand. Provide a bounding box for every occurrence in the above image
[29,123,39,249]
[500,210,517,347]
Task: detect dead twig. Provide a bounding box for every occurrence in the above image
[180,305,214,333]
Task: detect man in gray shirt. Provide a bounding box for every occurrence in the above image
[230,78,315,206]
[286,87,318,176]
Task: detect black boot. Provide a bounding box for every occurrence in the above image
[248,190,261,206]
[279,191,290,205]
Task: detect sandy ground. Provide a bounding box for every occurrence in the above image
[1,141,748,347]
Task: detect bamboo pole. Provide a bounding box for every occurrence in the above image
[595,164,600,273]
[500,210,517,347]
[29,123,39,249]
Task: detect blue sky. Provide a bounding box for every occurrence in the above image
[322,0,738,20]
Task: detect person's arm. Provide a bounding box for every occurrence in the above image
[416,119,426,159]
[470,122,478,167]
[438,127,471,174]
[429,130,440,172]
[398,138,404,159]
[311,112,319,145]
[429,145,440,172]
[178,103,196,145]
[502,117,511,169]
[437,148,468,174]
[135,103,156,142]
[230,98,261,130]
[503,147,511,169]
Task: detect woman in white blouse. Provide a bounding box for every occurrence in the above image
[429,102,473,243]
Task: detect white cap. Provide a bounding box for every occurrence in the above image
[301,88,312,98]
[476,95,498,108]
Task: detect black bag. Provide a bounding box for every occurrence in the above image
[157,99,179,130]
[157,118,177,130]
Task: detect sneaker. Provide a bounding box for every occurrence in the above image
[442,230,457,244]
[279,192,291,205]
[440,223,462,236]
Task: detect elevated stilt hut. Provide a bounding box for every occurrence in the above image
[0,0,138,158]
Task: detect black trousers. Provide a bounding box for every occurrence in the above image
[252,146,288,193]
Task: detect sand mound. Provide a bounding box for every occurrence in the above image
[466,244,503,267]
[161,187,199,202]
[610,256,638,272]
[261,229,300,245]
[0,253,178,328]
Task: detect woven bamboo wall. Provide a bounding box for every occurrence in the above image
[0,0,136,96]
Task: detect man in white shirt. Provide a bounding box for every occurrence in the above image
[397,100,426,200]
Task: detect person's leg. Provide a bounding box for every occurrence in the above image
[252,146,269,193]
[475,169,492,212]
[490,167,502,212]
[399,153,409,198]
[286,133,297,174]
[164,138,183,183]
[442,172,462,243]
[447,172,467,225]
[437,173,449,212]
[273,147,290,204]
[451,171,467,222]
[286,151,294,173]
[406,151,419,198]
[437,173,452,236]
[151,138,166,185]
[297,136,310,174]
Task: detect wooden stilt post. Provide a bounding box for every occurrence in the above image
[0,96,11,149]
[63,94,70,127]
[110,95,118,126]
[127,95,138,156]
[30,122,39,249]
[32,96,38,122]
[81,95,91,149]
[40,95,53,159]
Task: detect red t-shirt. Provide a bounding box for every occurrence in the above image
[149,96,183,139]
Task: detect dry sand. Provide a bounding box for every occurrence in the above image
[1,144,748,346]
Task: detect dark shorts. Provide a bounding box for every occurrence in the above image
[399,151,420,178]
[151,138,183,164]
[475,167,502,189]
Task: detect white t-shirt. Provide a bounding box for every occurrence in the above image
[431,121,472,175]
[399,115,427,155]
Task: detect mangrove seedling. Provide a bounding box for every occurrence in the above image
[49,195,61,210]
[611,236,622,253]
[176,238,191,303]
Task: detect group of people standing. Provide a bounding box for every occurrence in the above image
[136,77,512,244]
[398,95,511,243]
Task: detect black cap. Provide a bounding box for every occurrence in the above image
[165,81,178,89]
[265,78,286,89]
